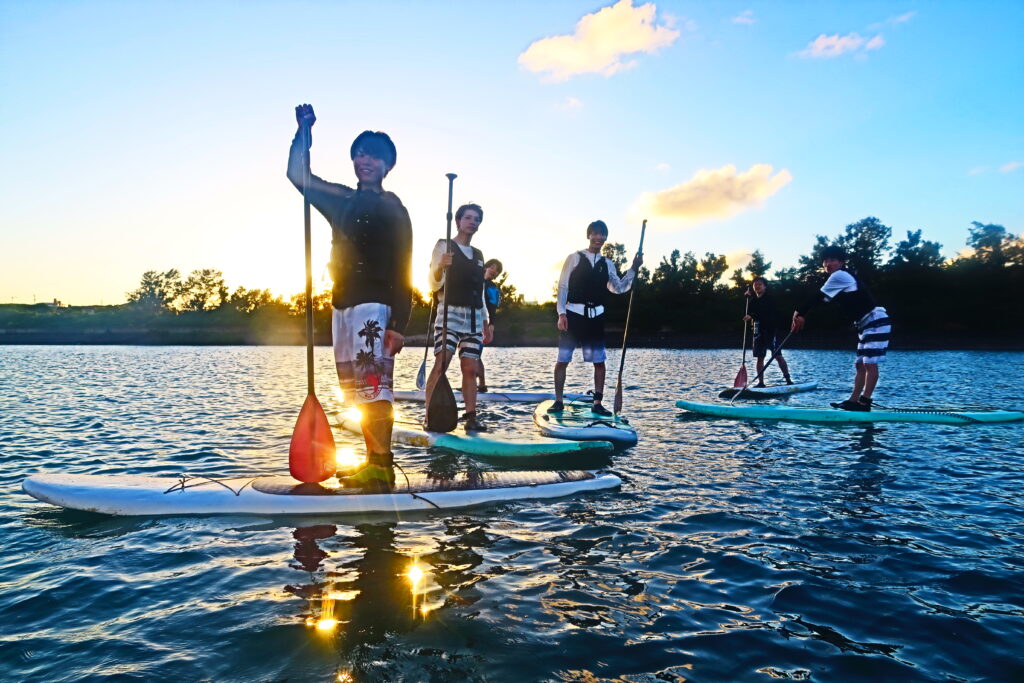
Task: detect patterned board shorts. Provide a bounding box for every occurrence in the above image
[855,307,891,365]
[433,305,484,359]
[557,311,606,363]
[333,303,394,404]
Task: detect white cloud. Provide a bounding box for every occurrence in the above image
[1000,161,1022,173]
[635,163,792,224]
[889,11,916,24]
[732,10,756,25]
[559,96,584,111]
[798,32,884,58]
[656,162,670,172]
[518,0,679,82]
[968,166,989,176]
[725,249,753,270]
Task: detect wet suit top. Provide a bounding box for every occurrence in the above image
[287,130,412,334]
[797,270,878,325]
[748,293,780,338]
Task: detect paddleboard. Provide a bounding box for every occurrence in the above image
[534,400,639,446]
[676,399,1024,424]
[717,381,818,399]
[394,390,590,404]
[23,470,622,516]
[337,411,614,458]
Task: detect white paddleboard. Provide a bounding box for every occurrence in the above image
[23,470,622,516]
[533,400,639,447]
[717,381,818,399]
[394,390,590,404]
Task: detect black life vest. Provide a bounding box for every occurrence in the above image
[567,251,609,308]
[833,272,878,322]
[444,241,484,308]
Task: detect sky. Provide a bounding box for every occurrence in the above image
[1,0,1022,306]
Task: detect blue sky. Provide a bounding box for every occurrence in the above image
[1,0,1021,305]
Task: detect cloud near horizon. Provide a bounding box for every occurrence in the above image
[518,0,679,82]
[799,32,884,58]
[635,164,792,225]
[732,10,756,26]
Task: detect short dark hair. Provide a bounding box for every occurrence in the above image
[821,245,848,261]
[587,220,608,237]
[456,203,483,222]
[350,131,397,168]
[752,276,768,287]
[484,258,503,274]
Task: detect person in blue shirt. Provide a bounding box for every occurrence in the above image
[476,259,503,394]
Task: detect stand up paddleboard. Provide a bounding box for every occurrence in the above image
[23,470,621,516]
[717,381,818,399]
[534,400,639,447]
[394,390,590,404]
[676,399,1024,424]
[337,411,614,459]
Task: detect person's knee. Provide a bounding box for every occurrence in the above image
[555,361,569,370]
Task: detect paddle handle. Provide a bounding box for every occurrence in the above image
[301,125,315,395]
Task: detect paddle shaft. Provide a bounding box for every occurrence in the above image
[740,295,750,366]
[441,174,456,368]
[417,295,435,385]
[301,125,315,395]
[613,219,646,413]
[729,329,794,404]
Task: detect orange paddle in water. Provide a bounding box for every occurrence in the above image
[289,121,336,483]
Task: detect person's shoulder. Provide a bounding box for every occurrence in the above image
[828,270,856,284]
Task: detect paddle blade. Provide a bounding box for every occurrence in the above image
[424,373,458,433]
[733,364,748,388]
[613,384,624,415]
[415,360,427,390]
[289,393,337,483]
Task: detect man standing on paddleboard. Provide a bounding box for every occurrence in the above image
[424,203,493,432]
[476,258,503,394]
[549,220,641,416]
[744,277,794,387]
[287,104,412,490]
[792,246,891,411]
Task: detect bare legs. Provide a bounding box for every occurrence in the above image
[849,361,879,402]
[425,350,479,413]
[553,360,606,404]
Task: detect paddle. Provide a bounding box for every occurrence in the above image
[728,329,794,404]
[613,219,647,415]
[289,121,337,483]
[734,294,751,388]
[424,173,459,433]
[414,294,435,390]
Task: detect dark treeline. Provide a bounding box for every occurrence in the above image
[2,218,1021,348]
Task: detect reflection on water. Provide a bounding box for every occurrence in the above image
[1,346,1023,681]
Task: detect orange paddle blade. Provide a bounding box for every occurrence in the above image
[289,393,337,483]
[733,364,748,388]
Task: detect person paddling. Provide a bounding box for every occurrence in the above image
[744,276,793,387]
[286,104,412,490]
[476,259,503,394]
[791,246,891,411]
[424,203,493,432]
[550,220,641,416]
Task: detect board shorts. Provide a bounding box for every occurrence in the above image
[433,305,484,359]
[557,310,606,363]
[752,325,779,359]
[855,307,891,365]
[332,303,394,404]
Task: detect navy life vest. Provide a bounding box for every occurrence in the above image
[444,241,485,308]
[833,272,878,323]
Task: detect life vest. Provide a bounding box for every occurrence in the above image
[833,273,878,323]
[567,252,609,309]
[444,241,484,308]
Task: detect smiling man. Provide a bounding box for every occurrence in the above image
[286,103,412,490]
[550,220,641,416]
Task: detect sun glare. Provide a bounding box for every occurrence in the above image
[335,447,363,470]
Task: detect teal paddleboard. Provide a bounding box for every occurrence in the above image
[676,399,1024,424]
[337,410,614,458]
[534,400,639,446]
[717,381,818,399]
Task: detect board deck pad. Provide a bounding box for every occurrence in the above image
[250,470,597,495]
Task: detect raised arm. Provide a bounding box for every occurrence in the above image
[286,104,352,212]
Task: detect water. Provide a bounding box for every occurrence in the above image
[1,346,1022,681]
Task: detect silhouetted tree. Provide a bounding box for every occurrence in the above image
[126,269,183,310]
[888,230,944,269]
[180,269,228,312]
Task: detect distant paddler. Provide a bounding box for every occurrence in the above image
[424,203,493,432]
[286,103,413,490]
[744,277,794,387]
[792,246,891,412]
[549,220,642,416]
[476,258,503,394]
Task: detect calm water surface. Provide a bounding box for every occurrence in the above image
[1,346,1022,682]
